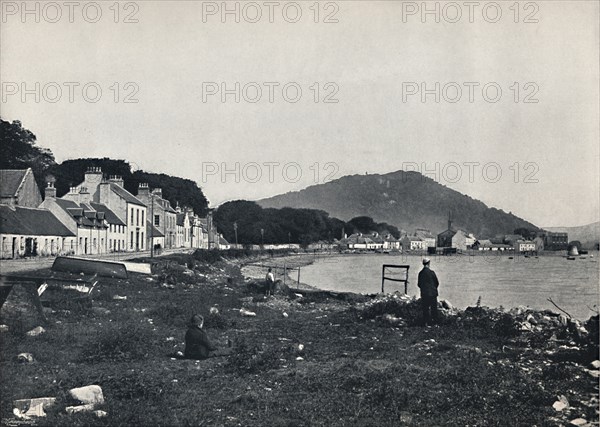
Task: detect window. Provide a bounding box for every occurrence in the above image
[130,232,134,248]
[154,215,160,226]
[141,210,144,224]
[136,209,139,226]
[130,208,134,224]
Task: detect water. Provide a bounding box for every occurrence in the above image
[300,253,600,320]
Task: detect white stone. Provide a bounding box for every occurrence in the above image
[66,404,95,414]
[17,353,34,363]
[240,308,256,317]
[68,385,104,405]
[591,360,600,369]
[553,395,569,411]
[94,410,108,418]
[0,324,9,332]
[282,312,289,318]
[569,418,588,426]
[13,397,56,418]
[26,326,45,337]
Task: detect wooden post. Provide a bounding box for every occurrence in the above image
[283,262,286,287]
[381,265,385,293]
[297,267,300,285]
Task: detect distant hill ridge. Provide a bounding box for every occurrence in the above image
[258,170,539,238]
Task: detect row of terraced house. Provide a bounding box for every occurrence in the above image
[0,167,228,259]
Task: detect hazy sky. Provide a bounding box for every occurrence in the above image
[2,0,598,227]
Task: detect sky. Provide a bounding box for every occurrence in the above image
[1,0,598,228]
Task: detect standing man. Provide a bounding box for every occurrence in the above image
[265,267,275,296]
[417,258,440,326]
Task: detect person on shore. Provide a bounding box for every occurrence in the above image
[417,257,440,326]
[265,267,275,296]
[184,314,217,359]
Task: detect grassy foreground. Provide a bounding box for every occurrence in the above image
[1,253,598,426]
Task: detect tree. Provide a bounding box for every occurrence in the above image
[0,118,56,190]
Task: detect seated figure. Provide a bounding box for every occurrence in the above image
[184,314,217,359]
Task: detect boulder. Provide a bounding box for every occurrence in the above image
[68,385,104,405]
[26,326,45,337]
[17,353,34,363]
[552,395,569,411]
[440,300,453,310]
[66,404,95,414]
[13,397,56,418]
[0,324,9,333]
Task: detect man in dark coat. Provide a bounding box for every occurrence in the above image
[417,258,440,326]
[184,314,217,359]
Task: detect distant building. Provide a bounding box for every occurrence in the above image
[0,168,42,208]
[62,167,148,251]
[137,185,177,249]
[543,231,568,251]
[40,196,109,255]
[401,235,426,251]
[147,220,165,250]
[517,240,536,253]
[0,204,76,259]
[415,229,436,248]
[218,234,230,250]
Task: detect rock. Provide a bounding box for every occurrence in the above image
[69,385,104,405]
[526,314,538,325]
[66,404,95,414]
[558,315,569,326]
[282,312,289,318]
[591,360,600,369]
[210,307,219,315]
[94,410,108,418]
[240,308,256,317]
[112,295,127,300]
[92,307,111,315]
[298,344,305,351]
[553,395,569,411]
[17,353,34,363]
[0,324,8,333]
[569,418,589,426]
[440,300,453,310]
[586,369,600,378]
[26,326,45,337]
[13,397,56,418]
[296,356,304,361]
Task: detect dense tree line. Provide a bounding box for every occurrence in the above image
[0,119,56,190]
[214,201,400,246]
[0,118,209,215]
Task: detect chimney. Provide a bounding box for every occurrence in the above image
[44,181,56,199]
[151,188,163,198]
[84,166,103,191]
[79,186,91,203]
[138,182,150,198]
[109,175,124,187]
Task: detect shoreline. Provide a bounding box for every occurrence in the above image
[1,254,598,425]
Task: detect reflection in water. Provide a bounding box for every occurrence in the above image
[301,253,600,320]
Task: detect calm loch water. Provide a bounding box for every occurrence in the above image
[300,253,600,320]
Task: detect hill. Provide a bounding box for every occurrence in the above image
[545,221,600,249]
[258,171,539,237]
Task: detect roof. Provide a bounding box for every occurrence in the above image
[52,199,107,228]
[0,205,75,237]
[109,183,145,206]
[0,169,28,198]
[176,213,187,226]
[89,202,125,226]
[219,235,229,245]
[147,220,165,237]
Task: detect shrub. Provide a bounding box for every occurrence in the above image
[79,323,156,362]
